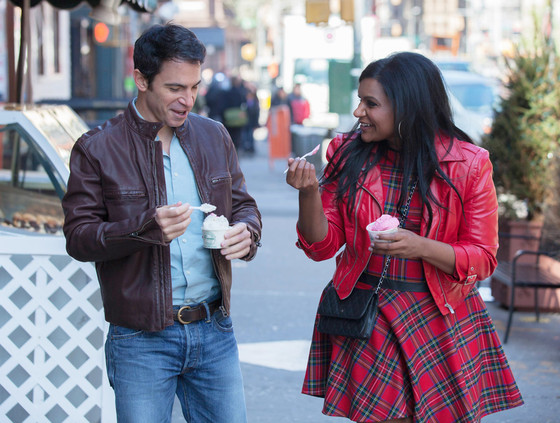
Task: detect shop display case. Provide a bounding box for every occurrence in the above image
[0,104,88,236]
[0,104,116,422]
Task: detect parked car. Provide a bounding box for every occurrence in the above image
[441,70,501,144]
[434,58,472,72]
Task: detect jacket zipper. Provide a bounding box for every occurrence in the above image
[104,218,153,241]
[338,189,375,291]
[208,177,227,308]
[181,138,227,312]
[432,208,455,314]
[353,190,375,286]
[211,176,230,184]
[151,140,168,325]
[128,220,152,239]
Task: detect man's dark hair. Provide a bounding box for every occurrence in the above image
[133,23,206,86]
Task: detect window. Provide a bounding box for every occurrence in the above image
[294,58,329,85]
[35,3,61,77]
[0,124,65,235]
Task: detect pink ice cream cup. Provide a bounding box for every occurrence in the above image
[366,214,399,243]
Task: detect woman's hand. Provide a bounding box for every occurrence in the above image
[369,228,456,275]
[286,157,327,244]
[285,158,319,194]
[369,228,423,259]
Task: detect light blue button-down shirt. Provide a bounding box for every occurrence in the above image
[133,100,220,305]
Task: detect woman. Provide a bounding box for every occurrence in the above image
[285,52,523,423]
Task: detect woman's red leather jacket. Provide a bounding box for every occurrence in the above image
[297,134,499,315]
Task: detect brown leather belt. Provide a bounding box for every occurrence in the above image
[173,299,221,324]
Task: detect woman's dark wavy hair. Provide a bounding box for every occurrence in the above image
[321,51,473,233]
[133,23,206,86]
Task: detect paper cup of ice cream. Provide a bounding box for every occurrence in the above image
[202,213,230,249]
[367,214,399,243]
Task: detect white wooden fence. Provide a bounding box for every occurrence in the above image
[0,236,115,422]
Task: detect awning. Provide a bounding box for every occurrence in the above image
[8,0,156,13]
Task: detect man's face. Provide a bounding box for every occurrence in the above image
[136,59,201,128]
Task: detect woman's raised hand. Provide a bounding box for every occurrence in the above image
[285,157,327,244]
[285,157,319,194]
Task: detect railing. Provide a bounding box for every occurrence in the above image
[0,235,115,422]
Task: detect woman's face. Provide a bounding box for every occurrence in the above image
[353,78,397,147]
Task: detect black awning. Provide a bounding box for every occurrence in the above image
[8,0,155,12]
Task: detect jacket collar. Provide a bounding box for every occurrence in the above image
[359,133,466,205]
[434,133,466,163]
[124,101,167,141]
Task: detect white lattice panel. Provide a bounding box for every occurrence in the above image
[0,236,115,423]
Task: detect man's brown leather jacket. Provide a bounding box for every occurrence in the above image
[62,103,262,331]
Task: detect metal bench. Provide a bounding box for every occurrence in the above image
[491,249,560,343]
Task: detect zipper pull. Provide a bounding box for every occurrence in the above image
[445,303,455,314]
[219,305,229,317]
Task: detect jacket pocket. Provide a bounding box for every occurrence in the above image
[104,188,149,222]
[210,174,232,187]
[104,188,147,200]
[209,173,232,215]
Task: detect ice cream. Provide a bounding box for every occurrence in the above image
[366,214,399,243]
[202,213,229,230]
[202,213,230,248]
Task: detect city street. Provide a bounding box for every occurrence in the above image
[172,137,560,423]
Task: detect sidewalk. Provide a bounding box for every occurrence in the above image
[236,135,560,423]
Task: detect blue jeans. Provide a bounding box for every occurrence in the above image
[105,308,247,423]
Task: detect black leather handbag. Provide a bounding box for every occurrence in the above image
[316,180,417,340]
[317,280,379,339]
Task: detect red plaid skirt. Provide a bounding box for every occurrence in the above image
[302,287,524,422]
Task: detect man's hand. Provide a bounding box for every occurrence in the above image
[155,202,192,243]
[220,222,252,260]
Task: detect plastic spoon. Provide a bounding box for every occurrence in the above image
[189,203,216,213]
[283,143,321,174]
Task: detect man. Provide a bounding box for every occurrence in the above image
[222,75,248,150]
[62,24,261,423]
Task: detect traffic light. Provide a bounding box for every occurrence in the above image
[340,0,354,22]
[306,0,330,24]
[93,22,111,44]
[92,21,120,46]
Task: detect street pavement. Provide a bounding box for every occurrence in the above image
[173,135,560,422]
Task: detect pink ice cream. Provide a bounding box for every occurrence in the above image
[367,214,399,243]
[367,214,399,232]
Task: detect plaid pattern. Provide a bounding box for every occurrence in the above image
[303,289,523,422]
[368,151,425,283]
[303,151,523,421]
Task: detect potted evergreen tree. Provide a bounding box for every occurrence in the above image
[482,18,560,309]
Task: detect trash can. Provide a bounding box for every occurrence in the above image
[267,105,291,169]
[290,125,329,172]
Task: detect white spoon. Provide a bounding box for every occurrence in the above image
[189,203,216,213]
[283,143,321,174]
